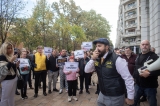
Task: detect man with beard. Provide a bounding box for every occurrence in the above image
[85,38,134,106]
[133,40,160,106]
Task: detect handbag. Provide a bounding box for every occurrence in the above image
[91,72,98,84]
[16,69,24,89]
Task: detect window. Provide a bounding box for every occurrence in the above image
[128,29,135,32]
[128,2,135,7]
[128,11,136,16]
[129,20,135,24]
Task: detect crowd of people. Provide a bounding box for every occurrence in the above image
[0,38,160,106]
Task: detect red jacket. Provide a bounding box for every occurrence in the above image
[121,53,137,75]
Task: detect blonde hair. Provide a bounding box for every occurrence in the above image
[0,42,14,61]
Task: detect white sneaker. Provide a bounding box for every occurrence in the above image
[89,86,91,89]
[72,96,78,101]
[68,96,72,102]
[65,89,68,92]
[59,89,63,94]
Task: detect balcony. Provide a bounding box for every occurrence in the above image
[122,31,141,38]
[125,23,137,29]
[122,0,132,4]
[125,4,137,11]
[125,14,137,20]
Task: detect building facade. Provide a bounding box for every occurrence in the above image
[116,0,160,55]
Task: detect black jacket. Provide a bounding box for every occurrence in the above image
[0,55,16,80]
[133,51,160,88]
[78,57,90,76]
[48,55,59,72]
[95,51,125,96]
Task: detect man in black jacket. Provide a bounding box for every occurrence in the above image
[133,40,160,106]
[47,50,59,93]
[78,52,90,94]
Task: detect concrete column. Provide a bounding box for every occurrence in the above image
[122,5,125,34]
[137,0,140,30]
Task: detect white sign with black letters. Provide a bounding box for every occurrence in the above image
[82,42,93,49]
[18,58,29,68]
[44,47,52,55]
[65,62,79,71]
[74,50,84,58]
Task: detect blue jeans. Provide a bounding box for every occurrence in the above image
[133,84,157,106]
[21,74,29,97]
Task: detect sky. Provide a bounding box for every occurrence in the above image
[22,0,120,46]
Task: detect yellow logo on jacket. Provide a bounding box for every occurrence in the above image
[94,61,99,66]
[106,61,112,68]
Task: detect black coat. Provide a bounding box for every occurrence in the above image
[48,55,59,72]
[133,51,160,88]
[78,57,90,76]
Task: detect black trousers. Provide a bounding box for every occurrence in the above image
[97,84,100,95]
[67,80,77,96]
[28,69,32,88]
[34,71,47,93]
[79,73,90,91]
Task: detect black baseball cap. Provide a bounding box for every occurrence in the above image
[93,38,110,46]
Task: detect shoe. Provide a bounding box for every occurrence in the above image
[43,92,47,96]
[68,96,72,102]
[79,90,83,94]
[86,91,90,94]
[21,97,25,100]
[34,93,38,98]
[24,95,28,99]
[65,89,68,92]
[48,90,52,94]
[59,89,63,94]
[30,87,34,89]
[15,91,20,95]
[72,96,78,101]
[140,96,147,102]
[53,89,59,92]
[89,86,91,89]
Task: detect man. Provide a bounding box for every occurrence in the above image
[85,38,134,106]
[78,52,90,94]
[121,46,137,76]
[47,50,59,94]
[58,49,68,94]
[33,46,48,97]
[133,40,160,106]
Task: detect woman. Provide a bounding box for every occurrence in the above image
[63,56,79,102]
[0,42,19,106]
[19,51,31,99]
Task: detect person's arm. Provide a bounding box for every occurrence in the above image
[84,59,95,73]
[116,57,134,100]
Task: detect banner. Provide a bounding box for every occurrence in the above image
[74,50,84,58]
[82,42,93,50]
[56,57,68,66]
[44,47,52,56]
[65,62,79,71]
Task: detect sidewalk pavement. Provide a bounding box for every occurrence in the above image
[15,77,160,106]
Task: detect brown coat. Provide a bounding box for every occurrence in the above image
[121,53,137,75]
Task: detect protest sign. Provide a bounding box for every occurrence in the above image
[74,50,84,58]
[82,42,93,50]
[44,47,52,55]
[56,57,68,66]
[65,62,79,71]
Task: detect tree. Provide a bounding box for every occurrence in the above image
[0,0,25,45]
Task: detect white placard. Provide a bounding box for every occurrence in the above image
[74,50,84,58]
[44,47,52,55]
[18,58,29,68]
[65,62,79,71]
[82,42,93,49]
